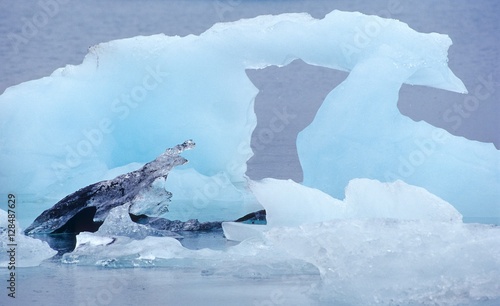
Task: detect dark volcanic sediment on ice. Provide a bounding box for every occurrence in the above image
[25,140,195,235]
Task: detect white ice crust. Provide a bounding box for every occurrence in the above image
[223,177,462,241]
[255,178,462,225]
[0,209,57,267]
[65,206,500,305]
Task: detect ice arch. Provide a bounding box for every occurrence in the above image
[296,15,499,220]
[1,10,496,224]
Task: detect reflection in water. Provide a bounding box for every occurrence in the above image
[33,233,77,257]
[32,227,239,258]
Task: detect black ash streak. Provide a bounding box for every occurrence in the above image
[25,140,195,235]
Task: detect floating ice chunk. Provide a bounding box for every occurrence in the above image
[222,222,267,242]
[62,212,500,304]
[262,219,500,305]
[95,204,181,239]
[252,178,461,223]
[24,140,194,235]
[63,223,319,278]
[344,178,463,222]
[63,233,189,266]
[74,232,115,249]
[0,209,56,267]
[249,178,348,227]
[224,178,462,242]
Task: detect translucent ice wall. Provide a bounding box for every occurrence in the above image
[0,10,497,223]
[295,12,500,221]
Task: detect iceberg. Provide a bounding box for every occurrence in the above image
[0,209,57,267]
[2,10,498,225]
[1,8,495,304]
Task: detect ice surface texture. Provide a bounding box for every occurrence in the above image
[63,213,500,305]
[263,219,500,305]
[24,140,194,234]
[94,204,182,240]
[0,209,57,267]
